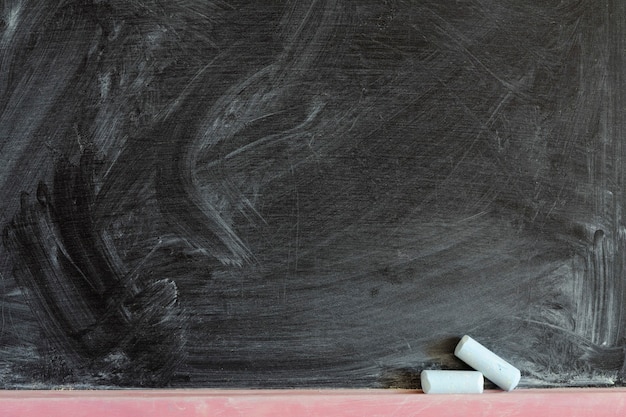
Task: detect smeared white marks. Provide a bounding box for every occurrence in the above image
[0,2,21,68]
[204,100,325,170]
[569,220,626,349]
[3,4,21,38]
[146,28,166,48]
[98,72,111,99]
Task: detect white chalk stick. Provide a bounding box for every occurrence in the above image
[454,335,521,391]
[420,370,484,394]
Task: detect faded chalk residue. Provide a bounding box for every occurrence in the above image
[0,0,625,388]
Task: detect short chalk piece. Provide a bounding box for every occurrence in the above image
[420,370,484,394]
[454,335,521,391]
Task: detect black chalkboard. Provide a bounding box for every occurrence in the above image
[1,0,625,389]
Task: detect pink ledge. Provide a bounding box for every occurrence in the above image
[1,388,625,417]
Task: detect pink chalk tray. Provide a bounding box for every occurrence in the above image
[1,388,625,417]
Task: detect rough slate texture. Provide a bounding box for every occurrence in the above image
[1,0,625,388]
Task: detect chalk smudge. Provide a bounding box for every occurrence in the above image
[0,0,625,388]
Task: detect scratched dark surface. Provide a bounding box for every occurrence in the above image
[1,0,625,388]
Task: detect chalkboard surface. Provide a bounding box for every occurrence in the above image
[1,0,625,388]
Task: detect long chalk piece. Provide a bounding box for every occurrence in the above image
[454,335,521,391]
[420,370,484,394]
